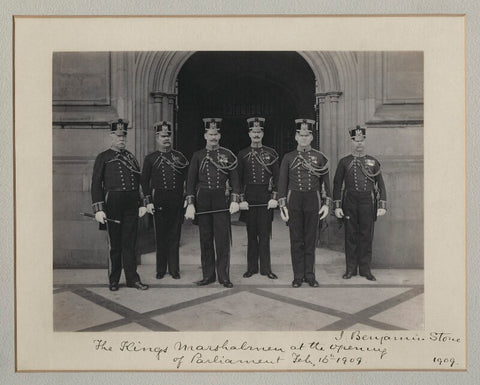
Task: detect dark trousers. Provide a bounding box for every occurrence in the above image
[244,184,272,274]
[197,188,231,283]
[287,190,321,280]
[105,191,140,285]
[343,190,375,275]
[153,189,183,275]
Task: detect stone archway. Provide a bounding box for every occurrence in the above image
[132,50,360,252]
[175,51,317,159]
[132,51,357,168]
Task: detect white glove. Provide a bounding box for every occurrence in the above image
[239,201,249,210]
[335,208,344,219]
[280,206,289,222]
[138,206,147,217]
[267,199,278,209]
[377,208,386,217]
[319,204,329,220]
[95,211,106,224]
[146,203,155,215]
[229,201,240,214]
[185,204,196,220]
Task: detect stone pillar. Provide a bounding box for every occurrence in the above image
[327,91,342,167]
[315,93,327,151]
[150,91,164,154]
[151,91,164,118]
[167,94,177,146]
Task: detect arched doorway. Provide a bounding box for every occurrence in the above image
[134,50,356,256]
[176,51,316,160]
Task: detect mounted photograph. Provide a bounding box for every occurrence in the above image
[14,15,465,372]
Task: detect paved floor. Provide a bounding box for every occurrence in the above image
[53,216,424,332]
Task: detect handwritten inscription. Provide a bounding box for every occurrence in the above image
[429,332,461,343]
[94,339,168,360]
[91,331,462,369]
[433,357,456,367]
[174,340,284,353]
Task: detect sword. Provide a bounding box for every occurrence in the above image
[280,206,289,226]
[150,205,159,275]
[80,212,121,224]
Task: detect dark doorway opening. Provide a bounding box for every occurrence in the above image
[176,51,316,160]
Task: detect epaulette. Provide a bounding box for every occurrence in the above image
[219,146,238,160]
[262,145,279,160]
[310,148,329,162]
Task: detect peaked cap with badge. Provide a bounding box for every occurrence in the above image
[203,118,222,132]
[154,120,173,135]
[295,118,315,134]
[110,118,129,136]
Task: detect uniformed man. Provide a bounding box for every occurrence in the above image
[184,118,241,288]
[278,119,331,288]
[141,121,189,280]
[91,119,149,291]
[333,125,387,281]
[237,117,279,279]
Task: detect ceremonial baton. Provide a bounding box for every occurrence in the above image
[195,208,232,216]
[80,212,121,224]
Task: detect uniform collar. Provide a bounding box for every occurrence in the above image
[297,145,312,152]
[158,147,171,153]
[250,143,263,149]
[352,151,366,158]
[206,144,219,151]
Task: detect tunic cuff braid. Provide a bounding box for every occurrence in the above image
[92,201,105,213]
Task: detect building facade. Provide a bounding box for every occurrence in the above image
[53,51,423,268]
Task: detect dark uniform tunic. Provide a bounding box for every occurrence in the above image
[91,148,142,285]
[237,145,279,274]
[333,154,387,275]
[141,149,188,276]
[186,146,240,283]
[278,147,332,281]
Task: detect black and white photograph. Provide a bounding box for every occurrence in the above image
[52,50,424,332]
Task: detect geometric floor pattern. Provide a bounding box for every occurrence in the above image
[54,218,424,332]
[54,265,424,332]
